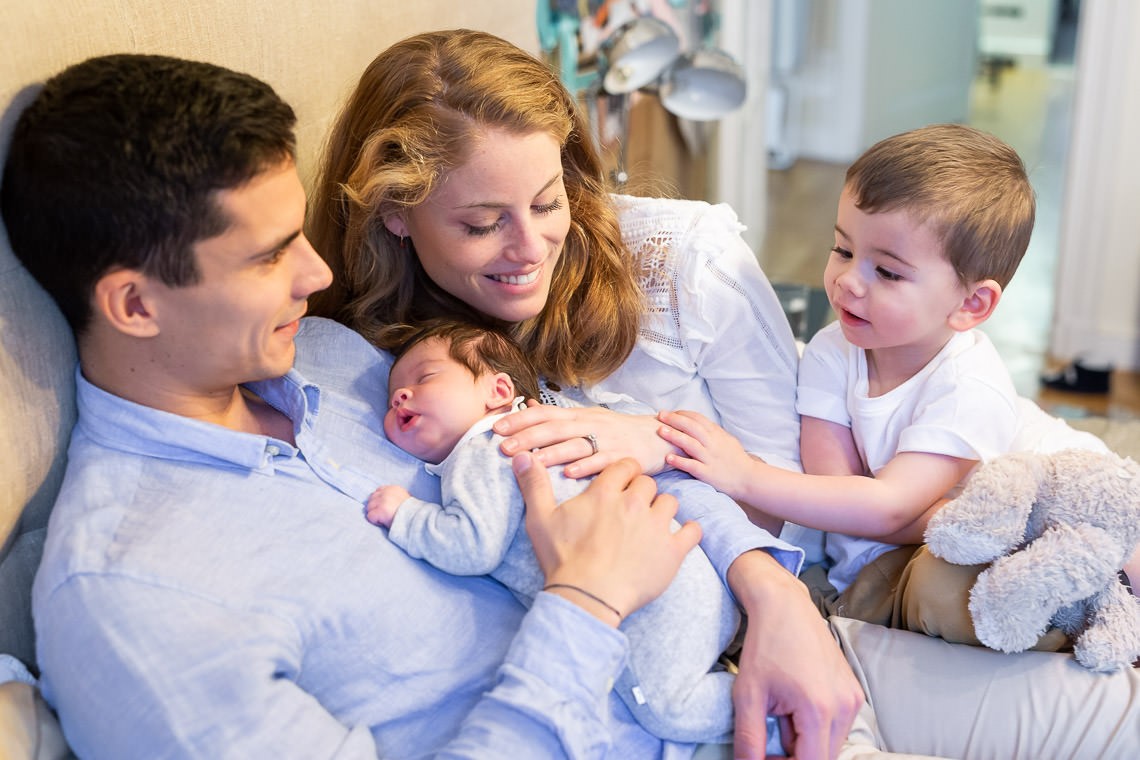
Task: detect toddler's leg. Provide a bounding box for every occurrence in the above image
[892,545,1068,651]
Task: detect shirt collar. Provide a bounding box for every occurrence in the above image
[74,366,321,471]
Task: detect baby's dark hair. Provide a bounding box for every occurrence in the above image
[389,320,541,402]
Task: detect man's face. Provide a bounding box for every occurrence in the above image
[147,160,332,396]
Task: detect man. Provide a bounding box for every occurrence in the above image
[1,54,859,758]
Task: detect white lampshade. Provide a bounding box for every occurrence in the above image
[601,16,681,94]
[660,48,747,121]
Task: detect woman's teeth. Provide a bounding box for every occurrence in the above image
[489,270,538,285]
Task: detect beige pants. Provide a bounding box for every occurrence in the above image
[694,616,1140,759]
[802,545,1070,652]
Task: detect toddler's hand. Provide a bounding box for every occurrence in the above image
[366,485,411,528]
[657,409,754,502]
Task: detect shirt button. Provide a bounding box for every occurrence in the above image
[266,444,280,457]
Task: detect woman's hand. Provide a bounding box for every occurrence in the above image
[727,551,864,759]
[495,401,676,478]
[512,452,701,625]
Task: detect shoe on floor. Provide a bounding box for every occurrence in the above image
[1040,358,1112,394]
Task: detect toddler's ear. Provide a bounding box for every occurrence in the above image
[949,279,1001,331]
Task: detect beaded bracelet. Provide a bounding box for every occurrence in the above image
[543,583,622,622]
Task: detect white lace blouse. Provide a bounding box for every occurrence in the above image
[563,194,803,473]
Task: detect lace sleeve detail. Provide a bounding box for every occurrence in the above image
[602,194,802,470]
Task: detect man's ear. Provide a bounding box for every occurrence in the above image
[483,372,516,411]
[949,279,1002,332]
[383,214,408,239]
[91,269,161,338]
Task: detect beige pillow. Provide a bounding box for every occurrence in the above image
[0,681,72,760]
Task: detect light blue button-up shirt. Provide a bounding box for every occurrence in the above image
[32,318,798,758]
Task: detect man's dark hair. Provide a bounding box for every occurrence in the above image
[1,54,297,334]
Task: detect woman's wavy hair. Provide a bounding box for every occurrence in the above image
[308,29,642,386]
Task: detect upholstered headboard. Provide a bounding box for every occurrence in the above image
[0,0,537,674]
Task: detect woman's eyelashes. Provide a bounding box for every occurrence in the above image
[463,197,564,238]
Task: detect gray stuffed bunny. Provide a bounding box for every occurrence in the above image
[925,448,1140,672]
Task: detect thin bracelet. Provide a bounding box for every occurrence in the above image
[543,583,622,622]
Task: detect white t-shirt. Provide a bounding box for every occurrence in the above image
[797,324,1022,591]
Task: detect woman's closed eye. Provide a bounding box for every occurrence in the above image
[534,197,564,215]
[465,219,502,238]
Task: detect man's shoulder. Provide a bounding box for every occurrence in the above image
[294,317,393,396]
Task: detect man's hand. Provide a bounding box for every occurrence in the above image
[513,452,701,625]
[728,551,863,759]
[365,485,411,528]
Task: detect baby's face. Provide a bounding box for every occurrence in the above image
[384,337,498,464]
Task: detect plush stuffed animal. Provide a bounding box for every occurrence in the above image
[925,447,1140,672]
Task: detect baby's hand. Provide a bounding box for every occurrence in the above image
[366,485,411,528]
[656,410,754,501]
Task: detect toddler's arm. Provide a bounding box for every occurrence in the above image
[800,415,866,477]
[658,409,975,539]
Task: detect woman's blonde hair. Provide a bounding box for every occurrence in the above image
[308,29,642,386]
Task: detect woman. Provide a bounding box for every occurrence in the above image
[307,29,1140,760]
[308,29,858,757]
[307,28,802,483]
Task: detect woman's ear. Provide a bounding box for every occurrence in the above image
[949,279,1002,332]
[92,269,161,337]
[383,214,408,239]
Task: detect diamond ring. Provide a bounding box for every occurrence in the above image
[583,433,599,456]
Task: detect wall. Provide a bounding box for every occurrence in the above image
[1050,0,1140,369]
[0,1,538,192]
[791,0,978,164]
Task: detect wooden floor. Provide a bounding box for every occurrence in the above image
[760,62,1140,422]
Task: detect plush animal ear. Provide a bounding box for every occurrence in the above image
[92,269,161,338]
[948,279,1001,332]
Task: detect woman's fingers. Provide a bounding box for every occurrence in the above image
[495,405,672,476]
